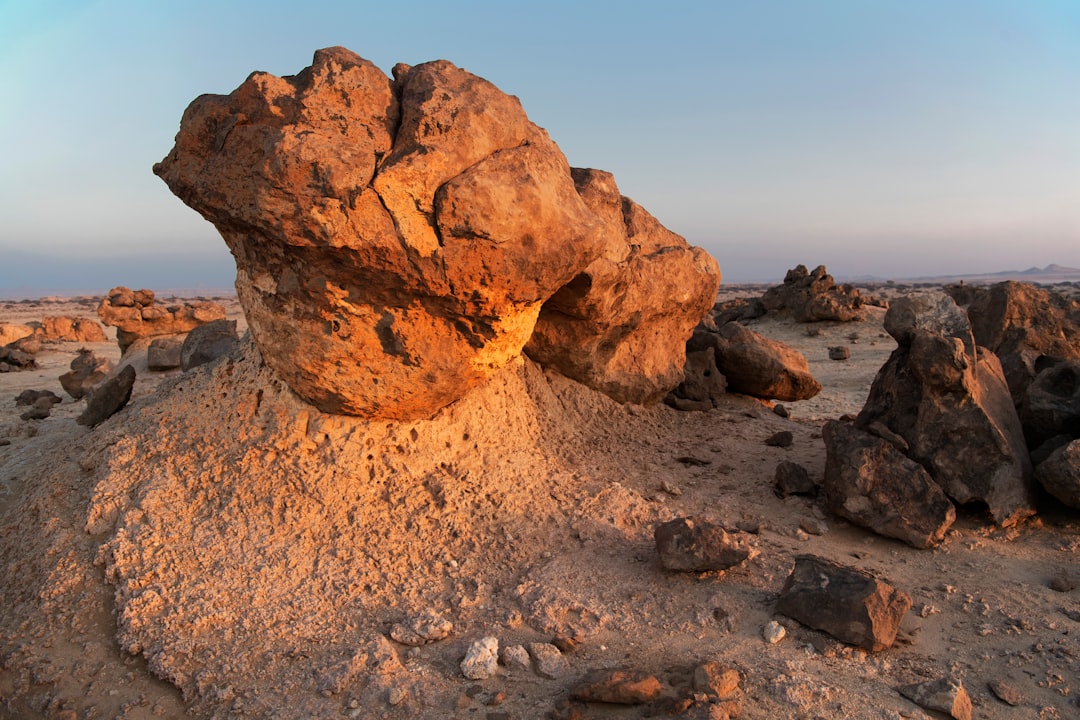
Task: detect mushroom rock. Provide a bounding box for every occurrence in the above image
[155,47,715,419]
[524,168,721,404]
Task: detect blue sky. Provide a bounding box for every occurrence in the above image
[1,0,1078,294]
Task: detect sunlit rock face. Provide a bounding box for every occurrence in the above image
[155,47,718,419]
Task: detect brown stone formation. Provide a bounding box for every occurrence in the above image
[97,286,226,353]
[702,321,821,402]
[761,264,864,322]
[154,47,718,419]
[35,316,107,343]
[524,169,721,405]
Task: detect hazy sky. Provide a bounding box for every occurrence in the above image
[1,0,1078,294]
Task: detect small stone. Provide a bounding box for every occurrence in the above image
[654,516,757,572]
[773,403,790,418]
[1048,570,1076,593]
[499,644,530,670]
[692,662,740,700]
[387,686,407,706]
[799,518,828,536]
[774,460,816,497]
[828,346,851,360]
[571,668,664,704]
[763,620,786,644]
[988,679,1023,706]
[390,610,453,646]
[765,431,794,448]
[660,480,683,496]
[527,642,569,679]
[897,677,972,720]
[461,637,499,680]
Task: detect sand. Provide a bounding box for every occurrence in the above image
[1,289,1078,719]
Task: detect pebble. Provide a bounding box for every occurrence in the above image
[763,620,787,644]
[988,679,1023,706]
[828,345,851,360]
[527,642,569,679]
[799,518,828,536]
[765,431,794,448]
[773,404,790,418]
[461,637,499,680]
[499,644,530,670]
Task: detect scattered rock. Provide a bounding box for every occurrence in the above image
[828,346,850,360]
[570,668,663,704]
[761,264,864,322]
[774,460,816,497]
[147,337,184,371]
[654,517,756,572]
[389,610,453,646]
[799,517,828,536]
[20,396,58,421]
[499,644,531,670]
[857,292,1037,526]
[952,280,1080,401]
[461,637,500,680]
[77,365,136,427]
[822,421,955,548]
[1035,439,1080,509]
[0,342,36,371]
[897,676,972,720]
[763,620,786,644]
[317,636,402,695]
[776,554,911,651]
[59,348,114,400]
[98,286,226,353]
[772,403,789,418]
[693,662,740,700]
[765,430,793,448]
[180,319,240,371]
[988,679,1023,706]
[14,389,61,407]
[702,322,821,401]
[1048,569,1076,593]
[527,642,569,679]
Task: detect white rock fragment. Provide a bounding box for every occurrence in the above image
[461,636,499,680]
[764,620,787,644]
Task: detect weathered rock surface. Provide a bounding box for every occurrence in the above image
[897,677,972,720]
[692,662,741,700]
[527,642,569,679]
[97,286,226,353]
[823,420,955,548]
[77,365,136,427]
[180,319,239,371]
[856,293,1037,525]
[950,281,1080,400]
[59,348,114,400]
[664,345,727,411]
[524,168,720,404]
[0,323,34,346]
[761,264,864,322]
[35,316,107,343]
[461,636,499,680]
[389,610,452,646]
[571,668,664,704]
[1035,439,1080,509]
[1020,358,1080,451]
[147,337,184,371]
[775,554,912,652]
[155,47,716,419]
[14,389,61,407]
[697,322,820,401]
[774,460,816,497]
[0,336,38,371]
[654,516,756,572]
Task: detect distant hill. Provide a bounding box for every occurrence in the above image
[832,264,1080,286]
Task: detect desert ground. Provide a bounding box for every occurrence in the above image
[0,283,1078,720]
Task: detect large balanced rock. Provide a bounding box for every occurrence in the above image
[856,293,1036,525]
[154,47,716,419]
[949,281,1080,401]
[699,322,821,401]
[776,555,911,652]
[524,169,720,404]
[823,421,955,548]
[98,287,226,353]
[761,264,864,322]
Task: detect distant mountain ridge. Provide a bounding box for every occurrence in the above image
[837,264,1080,285]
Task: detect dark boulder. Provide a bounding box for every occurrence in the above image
[77,365,136,427]
[180,320,240,371]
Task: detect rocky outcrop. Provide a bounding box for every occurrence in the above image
[524,169,720,404]
[761,264,864,322]
[776,555,911,652]
[822,421,955,548]
[154,47,717,420]
[698,322,821,402]
[0,323,34,347]
[59,349,114,400]
[97,287,226,353]
[35,316,107,343]
[855,293,1036,525]
[948,281,1080,401]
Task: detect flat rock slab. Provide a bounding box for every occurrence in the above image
[776,554,911,652]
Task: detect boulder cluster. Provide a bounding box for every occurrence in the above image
[97,286,226,353]
[153,47,719,420]
[824,284,1080,546]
